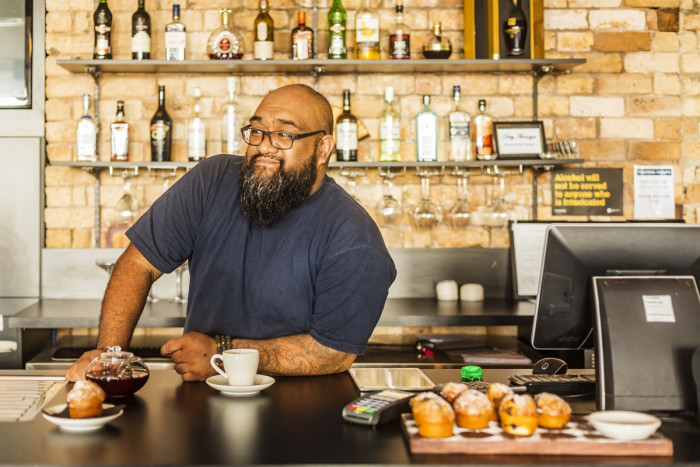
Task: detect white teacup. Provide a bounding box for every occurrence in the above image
[210,349,259,386]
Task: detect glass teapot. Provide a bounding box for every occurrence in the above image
[85,346,150,397]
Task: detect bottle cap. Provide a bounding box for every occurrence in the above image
[461,365,483,381]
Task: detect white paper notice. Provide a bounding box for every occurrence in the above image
[642,295,676,323]
[511,223,549,297]
[634,165,674,219]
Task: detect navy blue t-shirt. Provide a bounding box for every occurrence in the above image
[126,155,396,355]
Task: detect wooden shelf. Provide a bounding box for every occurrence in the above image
[56,58,585,75]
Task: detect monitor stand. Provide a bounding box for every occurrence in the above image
[592,275,700,412]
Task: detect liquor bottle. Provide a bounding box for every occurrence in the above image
[327,0,347,59]
[448,85,473,161]
[76,94,97,162]
[503,0,528,57]
[336,89,358,162]
[474,99,495,160]
[422,21,451,59]
[150,85,172,162]
[221,77,239,154]
[93,0,112,60]
[208,8,244,59]
[379,87,401,162]
[165,4,186,61]
[188,87,206,161]
[389,3,410,60]
[254,0,274,60]
[131,0,151,60]
[416,95,437,162]
[291,11,313,60]
[110,100,129,161]
[355,0,379,59]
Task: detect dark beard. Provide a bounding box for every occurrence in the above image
[239,152,318,227]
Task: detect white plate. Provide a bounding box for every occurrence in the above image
[206,374,275,397]
[588,410,661,440]
[42,404,123,432]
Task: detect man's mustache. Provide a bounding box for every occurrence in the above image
[250,153,284,164]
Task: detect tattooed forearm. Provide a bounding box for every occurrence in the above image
[231,334,356,375]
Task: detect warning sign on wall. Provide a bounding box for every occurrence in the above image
[551,168,623,216]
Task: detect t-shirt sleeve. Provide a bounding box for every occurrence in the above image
[309,244,396,355]
[126,162,208,273]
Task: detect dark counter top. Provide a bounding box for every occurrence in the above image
[8,298,535,329]
[0,368,698,466]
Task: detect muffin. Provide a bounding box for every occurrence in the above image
[440,382,469,404]
[410,392,455,438]
[535,392,572,429]
[453,389,493,430]
[486,382,514,421]
[67,380,106,419]
[498,393,538,437]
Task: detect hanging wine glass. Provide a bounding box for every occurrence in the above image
[105,171,140,248]
[482,170,517,228]
[446,175,473,228]
[410,176,440,229]
[340,167,367,203]
[161,167,177,194]
[376,168,403,227]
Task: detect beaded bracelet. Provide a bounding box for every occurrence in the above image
[215,334,234,353]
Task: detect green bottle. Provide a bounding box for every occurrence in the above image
[327,0,347,59]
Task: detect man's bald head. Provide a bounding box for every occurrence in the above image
[263,84,334,135]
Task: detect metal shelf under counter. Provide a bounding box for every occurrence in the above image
[8,297,534,329]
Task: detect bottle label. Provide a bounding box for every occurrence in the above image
[77,120,97,161]
[111,123,129,160]
[328,24,346,56]
[132,31,151,53]
[188,123,206,160]
[95,25,110,56]
[380,120,400,156]
[257,22,268,41]
[151,122,170,141]
[254,41,274,59]
[356,17,379,44]
[223,108,239,154]
[417,114,437,161]
[293,38,310,60]
[449,121,470,138]
[336,122,358,150]
[390,34,410,59]
[165,31,186,50]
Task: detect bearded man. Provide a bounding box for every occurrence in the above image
[66,84,396,382]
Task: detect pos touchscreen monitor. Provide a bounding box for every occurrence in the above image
[531,223,700,350]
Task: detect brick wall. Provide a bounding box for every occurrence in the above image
[44,0,700,249]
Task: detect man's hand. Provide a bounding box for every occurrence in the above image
[66,349,103,382]
[161,332,218,381]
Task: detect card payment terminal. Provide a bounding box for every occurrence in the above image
[342,389,414,426]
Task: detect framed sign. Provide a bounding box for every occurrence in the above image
[493,121,545,159]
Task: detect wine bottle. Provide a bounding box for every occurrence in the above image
[379,87,401,162]
[474,99,495,160]
[448,85,473,161]
[336,89,358,162]
[93,0,112,60]
[207,8,244,59]
[110,100,129,162]
[416,95,438,162]
[355,0,379,59]
[389,3,410,60]
[221,77,239,154]
[327,0,347,59]
[254,0,274,60]
[150,85,172,162]
[131,0,151,60]
[76,94,97,162]
[188,87,206,161]
[503,0,528,57]
[165,4,186,61]
[291,11,314,60]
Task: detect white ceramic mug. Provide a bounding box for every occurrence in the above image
[210,349,259,386]
[436,280,459,301]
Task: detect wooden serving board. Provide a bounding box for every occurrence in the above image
[401,414,673,457]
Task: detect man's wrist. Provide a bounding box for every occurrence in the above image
[215,335,233,353]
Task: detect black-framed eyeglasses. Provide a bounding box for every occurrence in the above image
[240,125,326,150]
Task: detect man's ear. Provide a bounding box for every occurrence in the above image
[316,134,335,166]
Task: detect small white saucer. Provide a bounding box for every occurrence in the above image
[42,403,123,432]
[588,410,661,440]
[206,374,275,397]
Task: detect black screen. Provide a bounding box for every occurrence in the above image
[531,223,700,350]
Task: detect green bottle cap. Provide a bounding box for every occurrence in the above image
[461,365,483,382]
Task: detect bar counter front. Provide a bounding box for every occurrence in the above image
[2,368,700,466]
